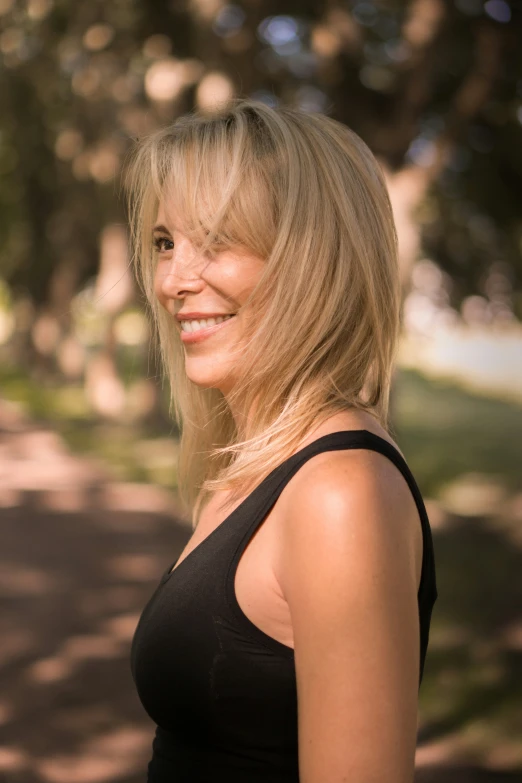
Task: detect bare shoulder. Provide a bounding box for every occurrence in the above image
[276,436,423,595]
[278,446,420,595]
[276,447,422,781]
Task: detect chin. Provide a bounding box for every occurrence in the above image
[186,376,219,390]
[185,368,232,393]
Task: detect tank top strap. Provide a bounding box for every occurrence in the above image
[232,429,431,546]
[224,429,437,653]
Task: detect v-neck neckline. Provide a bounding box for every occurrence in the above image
[161,429,396,582]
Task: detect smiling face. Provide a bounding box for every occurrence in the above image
[153,201,266,397]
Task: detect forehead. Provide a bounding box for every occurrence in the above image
[155,175,217,231]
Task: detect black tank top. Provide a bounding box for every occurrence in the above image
[130,430,438,783]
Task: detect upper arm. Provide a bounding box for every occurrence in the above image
[279,451,420,783]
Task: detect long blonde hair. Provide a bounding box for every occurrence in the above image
[122,98,402,529]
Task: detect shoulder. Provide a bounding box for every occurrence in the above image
[276,448,421,780]
[278,446,420,599]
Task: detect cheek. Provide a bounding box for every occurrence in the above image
[204,259,237,286]
[203,258,263,304]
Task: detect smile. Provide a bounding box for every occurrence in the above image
[180,314,236,344]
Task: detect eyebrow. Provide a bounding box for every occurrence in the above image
[152,224,171,234]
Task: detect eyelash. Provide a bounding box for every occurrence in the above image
[152,236,173,253]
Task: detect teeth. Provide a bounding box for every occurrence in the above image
[180,315,234,333]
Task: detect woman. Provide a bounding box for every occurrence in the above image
[125,98,438,783]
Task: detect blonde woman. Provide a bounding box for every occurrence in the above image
[125,98,438,783]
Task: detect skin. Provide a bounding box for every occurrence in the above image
[153,201,265,425]
[278,449,420,783]
[153,198,421,782]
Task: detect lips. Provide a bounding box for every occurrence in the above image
[179,314,236,344]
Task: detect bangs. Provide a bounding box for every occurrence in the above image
[150,112,278,261]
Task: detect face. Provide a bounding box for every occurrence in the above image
[153,201,265,397]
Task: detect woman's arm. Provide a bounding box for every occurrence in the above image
[278,450,421,783]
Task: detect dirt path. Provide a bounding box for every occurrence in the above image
[0,399,518,782]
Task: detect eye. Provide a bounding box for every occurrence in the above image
[152,236,174,253]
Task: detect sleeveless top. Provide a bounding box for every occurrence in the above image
[130,430,438,783]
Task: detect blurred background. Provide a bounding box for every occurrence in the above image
[0,0,521,781]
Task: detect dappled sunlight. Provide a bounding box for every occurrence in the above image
[98,481,186,516]
[36,741,146,783]
[438,473,509,518]
[39,486,95,513]
[60,634,122,662]
[0,455,100,491]
[0,407,192,782]
[27,654,77,684]
[105,553,167,581]
[0,562,63,595]
[0,485,21,507]
[0,427,105,493]
[427,622,472,651]
[0,365,521,778]
[0,745,29,775]
[100,613,142,643]
[415,731,475,769]
[0,376,520,780]
[423,497,453,532]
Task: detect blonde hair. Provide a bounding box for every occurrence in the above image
[122,98,402,529]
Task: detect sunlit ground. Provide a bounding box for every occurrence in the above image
[0,331,521,780]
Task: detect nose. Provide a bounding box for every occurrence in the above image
[157,241,208,300]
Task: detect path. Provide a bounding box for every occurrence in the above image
[0,398,519,782]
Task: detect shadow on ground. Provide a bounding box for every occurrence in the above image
[0,376,521,781]
[1,496,521,782]
[0,493,192,782]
